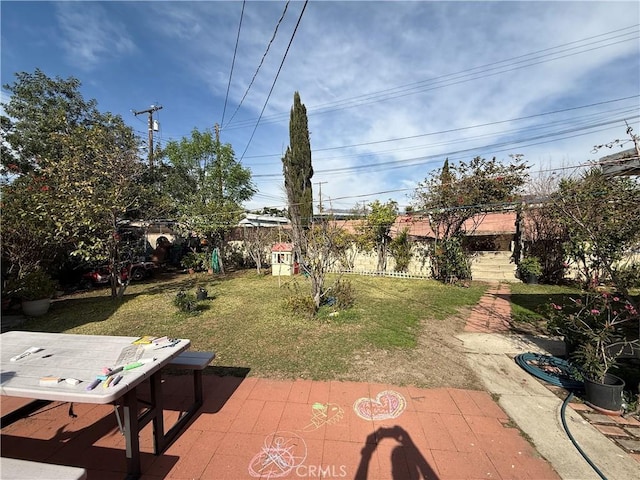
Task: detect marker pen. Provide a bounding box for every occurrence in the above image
[85,378,101,391]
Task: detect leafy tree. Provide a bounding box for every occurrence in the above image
[1,70,155,298]
[520,171,568,284]
[243,226,277,275]
[1,174,61,276]
[414,156,528,281]
[356,200,398,271]
[303,218,349,310]
[161,128,255,250]
[1,69,98,178]
[389,227,412,272]
[550,167,640,297]
[282,91,313,257]
[331,226,358,271]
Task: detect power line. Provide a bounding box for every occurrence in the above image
[244,96,639,161]
[224,25,639,130]
[222,1,290,130]
[221,0,245,128]
[250,115,638,179]
[239,0,309,161]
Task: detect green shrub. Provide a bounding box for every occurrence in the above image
[329,278,356,309]
[173,290,200,314]
[5,269,58,300]
[517,256,542,280]
[284,294,316,319]
[389,228,412,272]
[615,263,640,289]
[429,236,471,283]
[283,281,316,318]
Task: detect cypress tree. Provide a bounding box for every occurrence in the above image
[282,91,313,230]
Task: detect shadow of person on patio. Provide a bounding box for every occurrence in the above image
[355,426,438,479]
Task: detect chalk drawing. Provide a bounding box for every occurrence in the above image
[353,390,406,421]
[301,402,344,432]
[248,431,307,478]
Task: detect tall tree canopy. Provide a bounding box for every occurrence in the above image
[1,70,153,297]
[413,156,528,282]
[282,91,313,242]
[414,156,529,239]
[356,200,398,271]
[1,69,99,178]
[551,167,640,294]
[161,127,255,246]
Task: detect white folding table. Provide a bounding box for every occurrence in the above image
[0,331,192,479]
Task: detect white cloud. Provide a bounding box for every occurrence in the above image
[55,3,137,71]
[7,1,634,211]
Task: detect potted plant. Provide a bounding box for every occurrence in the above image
[181,252,202,274]
[548,292,639,413]
[517,256,542,284]
[6,269,58,317]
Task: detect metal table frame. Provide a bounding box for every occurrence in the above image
[1,331,192,479]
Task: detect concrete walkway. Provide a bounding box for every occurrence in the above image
[458,282,640,480]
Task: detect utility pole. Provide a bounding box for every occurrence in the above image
[214,123,223,199]
[133,104,163,167]
[315,181,327,214]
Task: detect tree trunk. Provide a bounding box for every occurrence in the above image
[311,272,322,311]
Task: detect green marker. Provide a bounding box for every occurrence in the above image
[123,361,143,370]
[123,358,156,370]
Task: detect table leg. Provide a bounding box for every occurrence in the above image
[122,389,141,479]
[150,371,165,454]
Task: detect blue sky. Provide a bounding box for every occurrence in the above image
[2,1,639,212]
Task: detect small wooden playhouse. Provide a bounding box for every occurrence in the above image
[271,242,298,276]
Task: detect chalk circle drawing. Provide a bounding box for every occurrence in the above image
[302,402,345,432]
[353,390,406,421]
[248,430,307,478]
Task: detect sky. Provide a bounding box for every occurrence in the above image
[1,1,639,213]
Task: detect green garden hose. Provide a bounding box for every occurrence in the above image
[514,352,584,390]
[514,353,607,480]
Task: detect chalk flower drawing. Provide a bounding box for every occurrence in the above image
[302,402,345,431]
[248,431,307,478]
[353,390,406,421]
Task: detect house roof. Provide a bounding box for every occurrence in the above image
[239,214,290,227]
[326,211,517,239]
[598,148,640,177]
[271,242,293,252]
[391,211,517,238]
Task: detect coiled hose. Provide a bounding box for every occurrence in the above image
[514,353,607,480]
[514,352,584,390]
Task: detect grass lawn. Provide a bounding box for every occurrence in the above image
[20,270,488,385]
[509,282,640,335]
[509,283,582,335]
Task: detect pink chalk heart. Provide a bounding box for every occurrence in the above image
[353,390,406,420]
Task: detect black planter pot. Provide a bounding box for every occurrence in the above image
[196,289,208,301]
[584,374,625,414]
[526,273,539,284]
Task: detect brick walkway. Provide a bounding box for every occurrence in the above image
[463,282,640,468]
[464,282,511,333]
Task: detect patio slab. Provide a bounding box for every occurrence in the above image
[1,374,559,479]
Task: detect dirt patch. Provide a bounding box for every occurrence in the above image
[337,309,483,390]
